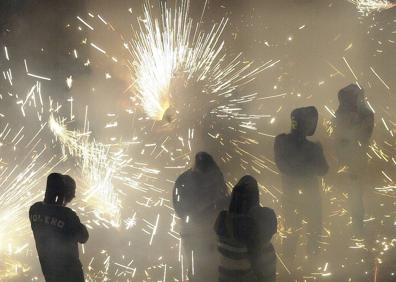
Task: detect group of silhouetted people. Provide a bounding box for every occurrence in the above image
[275,83,373,267]
[173,153,277,281]
[30,84,373,281]
[170,83,374,281]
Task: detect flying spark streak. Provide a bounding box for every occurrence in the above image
[49,115,123,226]
[370,66,390,90]
[128,0,277,120]
[348,0,395,15]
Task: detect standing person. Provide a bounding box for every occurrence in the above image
[274,106,328,260]
[29,173,89,282]
[214,175,277,282]
[334,84,374,236]
[173,152,229,281]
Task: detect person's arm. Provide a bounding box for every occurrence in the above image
[172,176,186,219]
[274,134,294,174]
[70,211,89,243]
[246,223,266,281]
[214,211,227,235]
[246,208,277,281]
[312,143,329,176]
[359,112,374,145]
[274,134,307,176]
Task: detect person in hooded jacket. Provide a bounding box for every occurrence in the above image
[214,175,277,282]
[29,173,89,282]
[274,106,328,259]
[334,84,374,235]
[173,152,229,281]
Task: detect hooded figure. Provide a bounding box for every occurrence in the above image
[215,176,277,282]
[335,84,374,166]
[334,84,374,235]
[30,173,88,282]
[274,106,328,260]
[173,152,229,281]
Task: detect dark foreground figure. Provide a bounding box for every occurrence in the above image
[274,106,328,260]
[215,175,277,282]
[173,152,229,281]
[334,84,374,235]
[29,173,89,282]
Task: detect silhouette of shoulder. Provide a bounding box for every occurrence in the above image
[214,210,255,242]
[175,169,194,184]
[30,202,78,217]
[274,133,289,144]
[214,210,228,236]
[248,206,277,242]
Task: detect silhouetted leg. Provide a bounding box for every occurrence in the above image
[282,192,301,266]
[182,228,218,282]
[305,189,322,256]
[349,174,364,236]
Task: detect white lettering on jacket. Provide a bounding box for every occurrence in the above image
[31,214,65,229]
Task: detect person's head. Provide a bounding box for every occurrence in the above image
[62,175,76,204]
[338,84,365,112]
[193,152,217,174]
[229,175,259,214]
[290,106,318,137]
[44,173,76,206]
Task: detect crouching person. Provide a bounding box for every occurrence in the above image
[215,175,277,282]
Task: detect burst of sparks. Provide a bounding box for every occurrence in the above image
[348,0,395,15]
[49,115,123,226]
[128,0,277,120]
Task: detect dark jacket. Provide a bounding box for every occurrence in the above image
[274,107,328,192]
[274,133,328,178]
[334,84,374,168]
[29,202,88,282]
[173,168,229,225]
[215,207,277,282]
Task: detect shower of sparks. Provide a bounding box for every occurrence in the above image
[348,0,396,15]
[49,115,123,226]
[0,120,66,279]
[128,0,278,121]
[1,0,396,280]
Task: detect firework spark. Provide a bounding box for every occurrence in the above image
[348,0,396,15]
[49,115,124,226]
[128,0,278,121]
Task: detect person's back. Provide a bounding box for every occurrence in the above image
[215,176,277,282]
[173,152,229,281]
[274,107,328,191]
[334,84,374,168]
[274,107,328,259]
[30,173,88,282]
[173,152,229,225]
[333,84,374,235]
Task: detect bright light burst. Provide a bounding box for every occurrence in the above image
[348,0,395,15]
[1,0,396,280]
[49,115,123,226]
[128,0,278,120]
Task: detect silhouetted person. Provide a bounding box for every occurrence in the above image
[173,152,229,281]
[334,84,374,235]
[274,106,328,260]
[215,175,277,282]
[30,173,89,282]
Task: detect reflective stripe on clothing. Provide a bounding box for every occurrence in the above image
[217,233,253,280]
[219,254,251,271]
